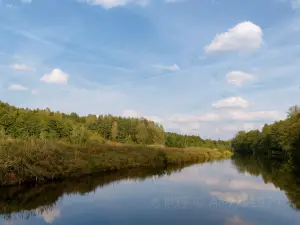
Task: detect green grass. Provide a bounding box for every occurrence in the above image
[0,138,232,186]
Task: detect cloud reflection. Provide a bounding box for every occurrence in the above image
[210,192,249,204]
[224,215,254,225]
[38,208,61,224]
[229,180,277,191]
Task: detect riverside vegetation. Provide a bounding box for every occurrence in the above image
[231,105,300,210]
[0,101,231,186]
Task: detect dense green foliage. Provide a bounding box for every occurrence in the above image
[0,101,164,145]
[231,105,300,158]
[231,105,300,210]
[0,100,232,186]
[165,132,230,149]
[0,101,229,149]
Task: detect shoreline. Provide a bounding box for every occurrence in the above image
[0,138,232,187]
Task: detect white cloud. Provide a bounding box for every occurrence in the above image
[168,113,220,122]
[226,71,255,86]
[228,110,284,121]
[8,84,28,91]
[122,109,139,118]
[153,64,180,72]
[205,21,263,53]
[143,115,164,123]
[41,69,69,84]
[122,110,163,123]
[11,64,33,71]
[6,4,13,8]
[224,123,263,132]
[212,97,249,109]
[82,0,148,8]
[22,0,32,3]
[210,191,249,204]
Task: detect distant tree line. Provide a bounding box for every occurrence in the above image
[165,132,230,149]
[0,101,229,149]
[231,105,300,159]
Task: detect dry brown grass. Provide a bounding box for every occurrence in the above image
[0,138,232,186]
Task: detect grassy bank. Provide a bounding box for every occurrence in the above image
[0,138,232,186]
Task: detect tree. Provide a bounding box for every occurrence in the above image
[136,122,148,146]
[287,105,300,118]
[111,121,118,141]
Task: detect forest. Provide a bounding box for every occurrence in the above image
[0,100,229,149]
[231,105,300,159]
[231,107,300,210]
[0,100,232,186]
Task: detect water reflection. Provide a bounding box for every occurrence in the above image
[0,164,190,223]
[0,158,300,225]
[232,154,300,210]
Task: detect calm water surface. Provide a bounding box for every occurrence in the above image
[1,159,300,225]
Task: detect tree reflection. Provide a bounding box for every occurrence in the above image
[0,163,197,221]
[232,154,300,210]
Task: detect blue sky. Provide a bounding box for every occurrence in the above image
[0,0,300,139]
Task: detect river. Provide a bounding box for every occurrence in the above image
[1,157,300,225]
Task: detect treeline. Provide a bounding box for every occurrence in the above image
[0,101,164,145]
[0,101,229,149]
[231,105,300,159]
[165,132,230,149]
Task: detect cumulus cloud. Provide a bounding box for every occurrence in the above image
[226,71,255,86]
[168,113,220,123]
[82,0,148,8]
[122,109,139,118]
[205,21,263,53]
[41,69,69,84]
[212,97,249,109]
[153,64,180,72]
[210,191,249,204]
[8,84,28,91]
[11,64,33,71]
[228,110,284,121]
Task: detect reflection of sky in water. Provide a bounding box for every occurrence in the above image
[1,160,300,225]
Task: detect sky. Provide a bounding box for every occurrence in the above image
[0,0,299,140]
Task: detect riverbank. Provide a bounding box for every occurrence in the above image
[0,138,232,186]
[0,164,196,215]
